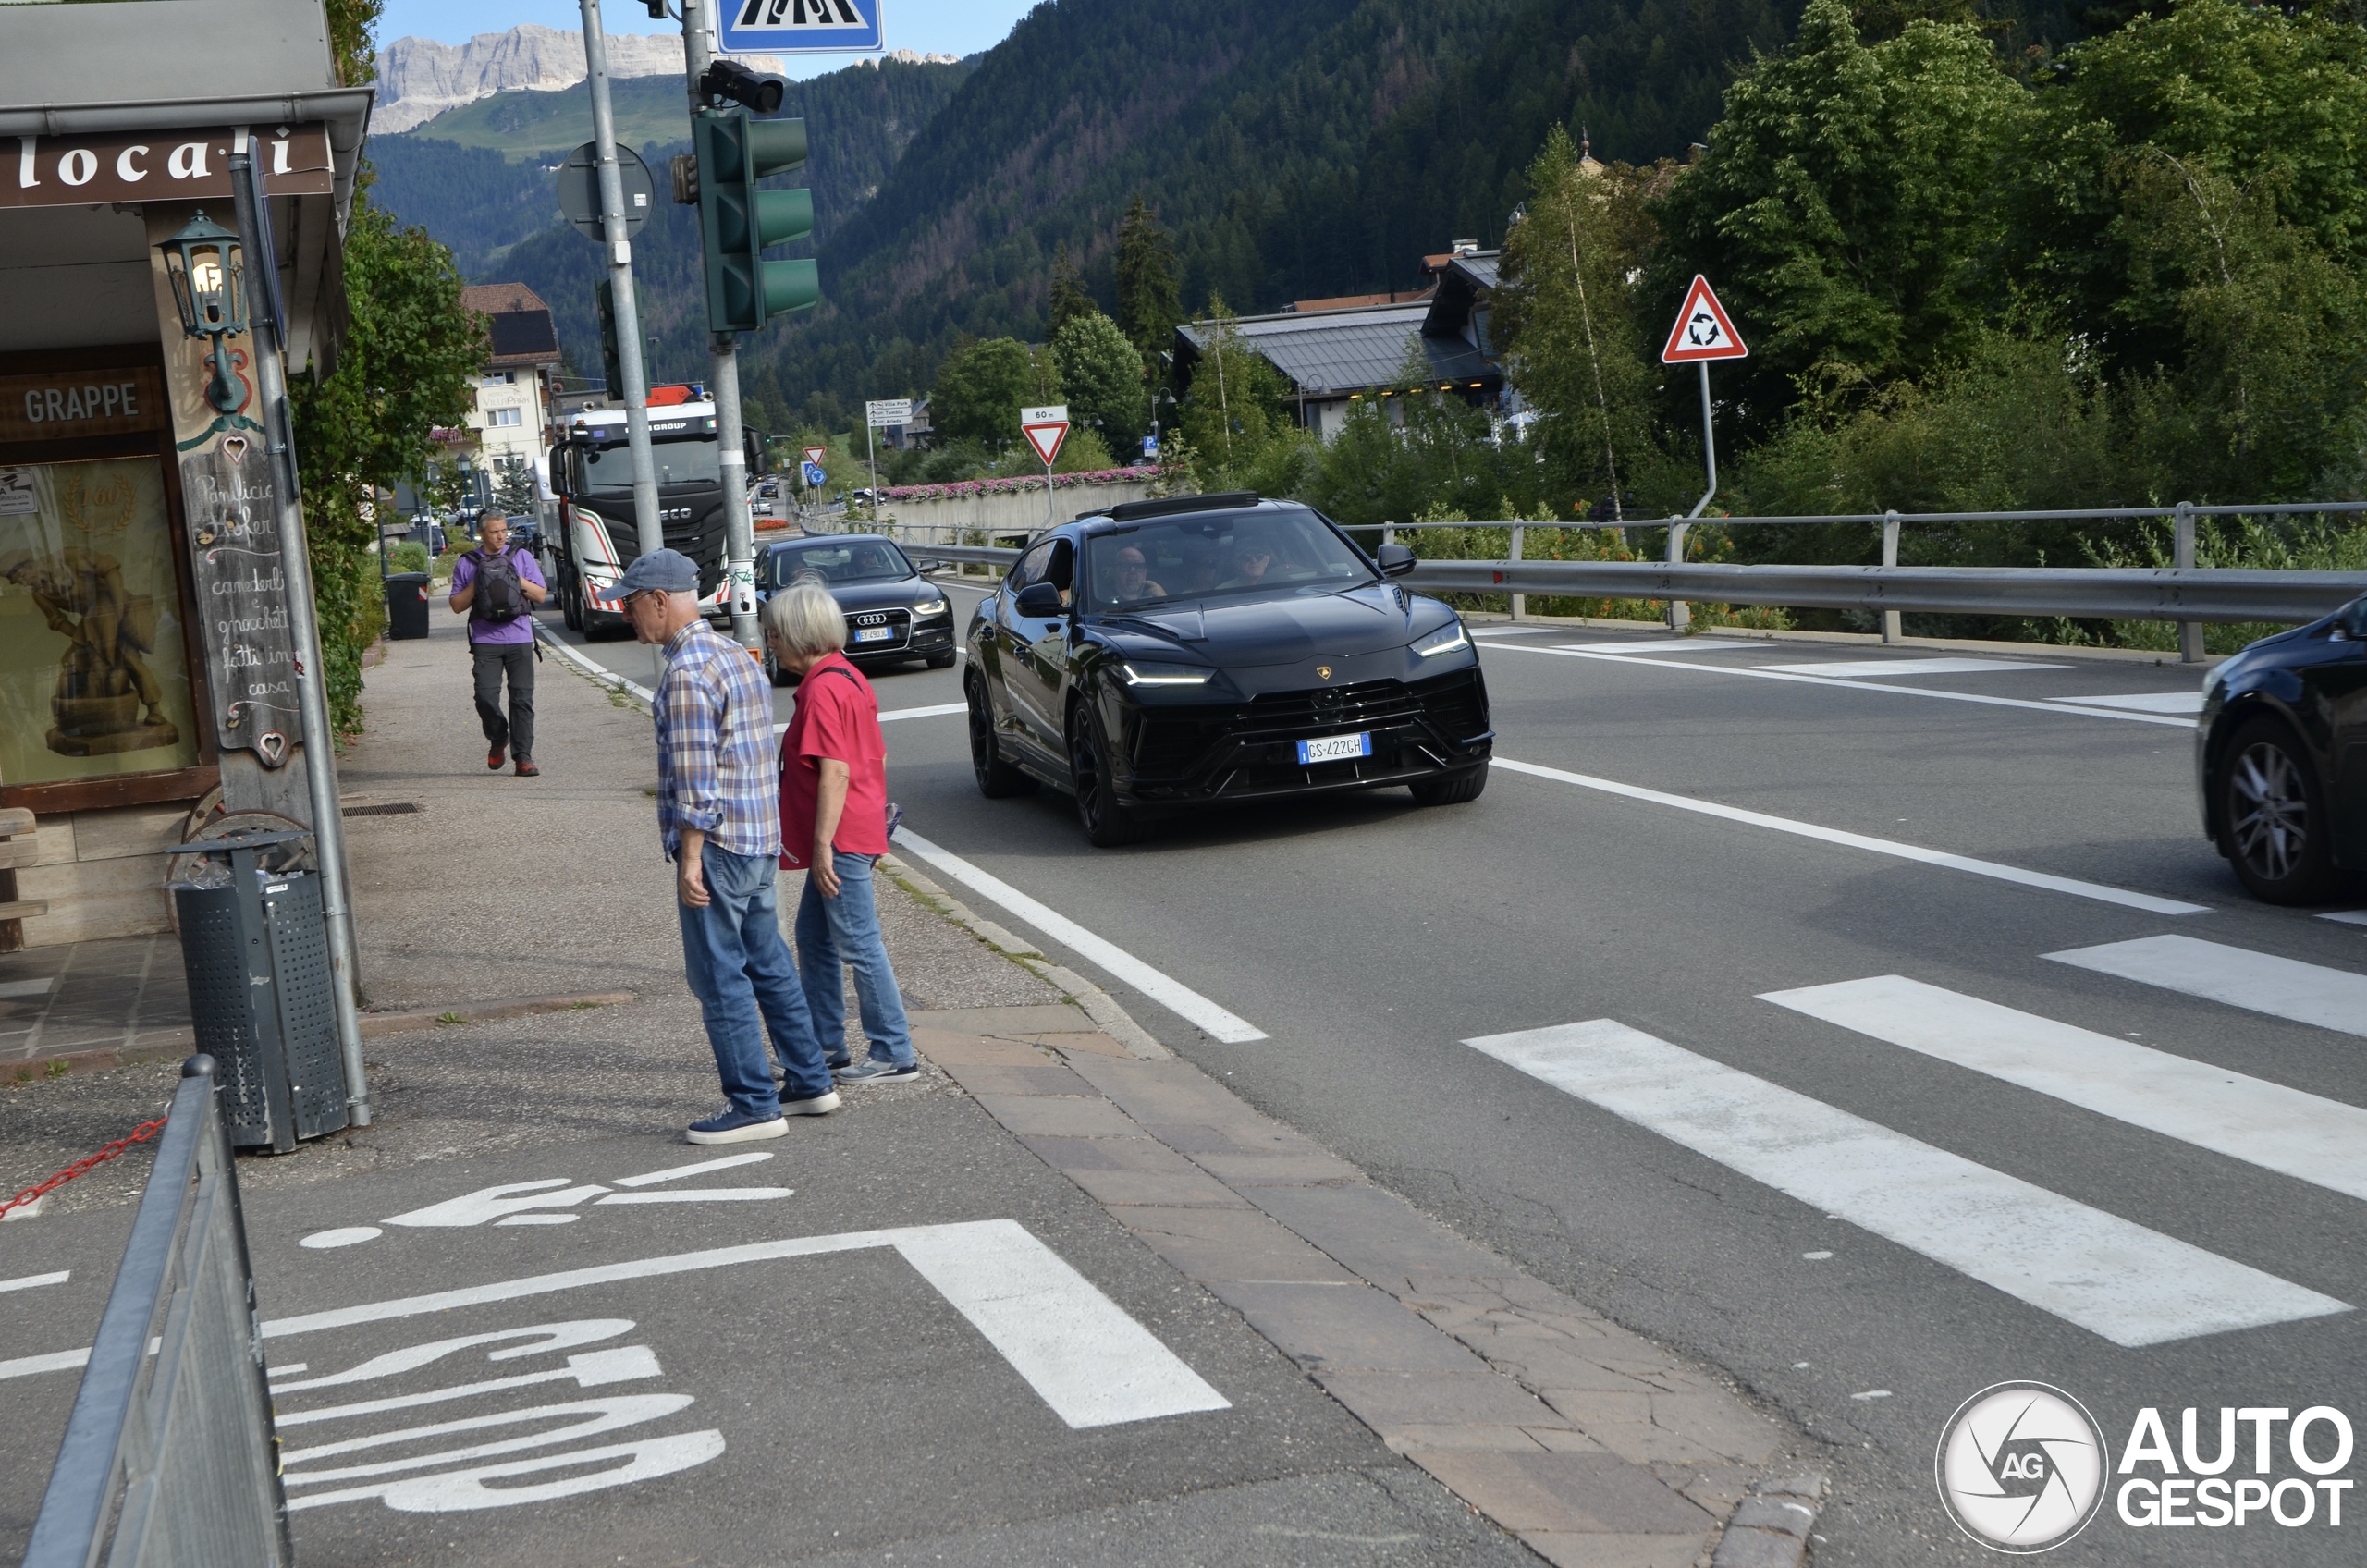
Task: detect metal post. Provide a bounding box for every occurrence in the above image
[1882,509,1902,644]
[866,419,879,524]
[1665,516,1690,631]
[229,153,368,1127]
[1509,523,1525,620]
[580,0,660,555]
[1043,451,1056,533]
[2175,500,2203,663]
[1382,522,1395,548]
[680,0,762,648]
[1688,361,1718,519]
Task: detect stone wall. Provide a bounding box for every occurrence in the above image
[869,477,1157,548]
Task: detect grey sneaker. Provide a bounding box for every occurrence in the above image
[834,1060,919,1084]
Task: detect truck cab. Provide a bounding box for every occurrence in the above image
[546,389,731,635]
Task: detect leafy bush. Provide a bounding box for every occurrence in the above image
[386,541,431,574]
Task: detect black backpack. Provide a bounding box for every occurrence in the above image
[469,545,528,624]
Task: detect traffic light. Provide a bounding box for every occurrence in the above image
[596,278,623,398]
[693,107,817,335]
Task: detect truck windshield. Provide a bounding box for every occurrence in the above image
[1081,508,1375,612]
[578,437,720,496]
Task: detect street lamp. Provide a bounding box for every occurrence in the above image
[156,210,248,413]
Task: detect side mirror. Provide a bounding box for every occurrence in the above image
[2340,597,2367,640]
[914,558,943,573]
[1014,582,1064,619]
[1376,542,1416,579]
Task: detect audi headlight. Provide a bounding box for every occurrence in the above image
[1413,620,1471,658]
[1119,659,1212,687]
[914,597,949,618]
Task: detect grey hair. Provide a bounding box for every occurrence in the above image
[764,581,846,657]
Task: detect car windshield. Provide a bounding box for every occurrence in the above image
[578,436,719,497]
[1081,508,1375,612]
[768,539,914,587]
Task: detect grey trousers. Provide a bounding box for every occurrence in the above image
[471,642,535,759]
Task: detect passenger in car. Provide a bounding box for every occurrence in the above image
[1218,539,1275,590]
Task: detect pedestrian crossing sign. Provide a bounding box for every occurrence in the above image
[1661,275,1748,364]
[721,0,882,56]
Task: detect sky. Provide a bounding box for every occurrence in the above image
[376,0,1036,78]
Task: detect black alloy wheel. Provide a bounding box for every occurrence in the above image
[1409,763,1490,806]
[1066,701,1144,847]
[967,675,1035,798]
[561,570,583,631]
[2220,718,2336,904]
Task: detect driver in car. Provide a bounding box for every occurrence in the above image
[1108,545,1166,605]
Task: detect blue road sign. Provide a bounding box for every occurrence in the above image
[720,0,882,56]
[1142,435,1159,459]
[803,462,827,487]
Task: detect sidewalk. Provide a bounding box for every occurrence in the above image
[1,612,1828,1568]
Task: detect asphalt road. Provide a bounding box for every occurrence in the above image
[548,587,2367,1565]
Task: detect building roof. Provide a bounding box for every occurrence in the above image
[1287,288,1432,312]
[1176,301,1495,398]
[463,283,562,367]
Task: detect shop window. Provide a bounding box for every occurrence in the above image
[0,458,201,786]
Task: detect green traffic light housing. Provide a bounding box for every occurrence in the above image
[693,108,818,335]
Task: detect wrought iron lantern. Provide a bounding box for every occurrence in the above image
[156,209,248,413]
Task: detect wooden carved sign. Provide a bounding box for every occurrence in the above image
[1,125,332,211]
[181,434,298,767]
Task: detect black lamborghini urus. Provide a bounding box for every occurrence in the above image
[963,492,1494,845]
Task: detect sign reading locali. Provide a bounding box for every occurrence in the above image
[3,125,333,211]
[0,368,167,443]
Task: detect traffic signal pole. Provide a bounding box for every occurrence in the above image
[680,0,763,651]
[579,0,660,546]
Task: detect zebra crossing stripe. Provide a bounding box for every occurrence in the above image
[1760,974,2367,1203]
[2044,935,2367,1037]
[1464,1020,2349,1347]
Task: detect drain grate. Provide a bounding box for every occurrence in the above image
[340,802,421,817]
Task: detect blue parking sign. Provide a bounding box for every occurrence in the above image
[720,0,883,55]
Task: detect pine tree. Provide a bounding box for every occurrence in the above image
[1048,243,1096,337]
[1114,194,1181,378]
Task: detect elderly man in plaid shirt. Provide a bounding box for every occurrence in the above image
[610,548,838,1143]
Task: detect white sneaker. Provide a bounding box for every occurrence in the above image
[782,1090,840,1116]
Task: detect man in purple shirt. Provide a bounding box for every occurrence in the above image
[448,511,547,777]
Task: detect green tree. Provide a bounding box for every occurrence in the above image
[493,457,539,515]
[1177,296,1301,490]
[289,194,486,730]
[1651,0,2033,428]
[1052,310,1149,451]
[1114,194,1181,379]
[929,336,1061,449]
[1047,243,1096,337]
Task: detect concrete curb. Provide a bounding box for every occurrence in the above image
[4,990,639,1084]
[536,621,656,706]
[889,895,1827,1566]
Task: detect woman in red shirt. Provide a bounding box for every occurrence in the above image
[766,583,915,1083]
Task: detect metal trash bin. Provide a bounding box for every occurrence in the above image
[167,829,349,1152]
[385,570,432,640]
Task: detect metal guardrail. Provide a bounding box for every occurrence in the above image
[26,1056,293,1568]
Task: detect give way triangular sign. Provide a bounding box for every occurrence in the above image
[1661,276,1748,364]
[1022,418,1069,466]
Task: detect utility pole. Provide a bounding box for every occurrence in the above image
[228,150,369,1126]
[580,0,661,549]
[679,0,763,650]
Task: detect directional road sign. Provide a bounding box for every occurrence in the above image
[721,0,883,57]
[557,143,656,240]
[865,398,914,427]
[1021,404,1069,467]
[1662,275,1748,364]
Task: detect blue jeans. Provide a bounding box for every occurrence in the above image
[795,851,914,1069]
[677,844,833,1114]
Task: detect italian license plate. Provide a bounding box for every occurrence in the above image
[853,626,896,643]
[1296,732,1371,765]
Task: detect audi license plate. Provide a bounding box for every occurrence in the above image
[1296,732,1371,765]
[853,626,896,643]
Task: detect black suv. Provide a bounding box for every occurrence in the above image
[963,493,1493,845]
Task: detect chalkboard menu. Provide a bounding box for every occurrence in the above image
[180,436,298,768]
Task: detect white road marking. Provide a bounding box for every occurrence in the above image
[592,1189,792,1205]
[1552,638,1756,653]
[0,977,55,1000]
[894,828,1268,1042]
[1760,974,2367,1202]
[2316,910,2367,928]
[774,700,967,736]
[386,1179,609,1228]
[0,1220,1232,1428]
[2049,691,2205,715]
[281,1393,696,1485]
[610,1152,773,1187]
[1494,757,2208,915]
[278,1346,665,1427]
[1487,641,2194,726]
[0,1269,67,1292]
[2045,935,2367,1037]
[301,1228,384,1249]
[1465,1020,2349,1346]
[534,624,656,704]
[1468,626,1568,638]
[292,1431,724,1514]
[1754,657,2067,678]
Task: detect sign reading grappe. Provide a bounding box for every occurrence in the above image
[2,125,332,211]
[180,436,299,768]
[0,368,166,444]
